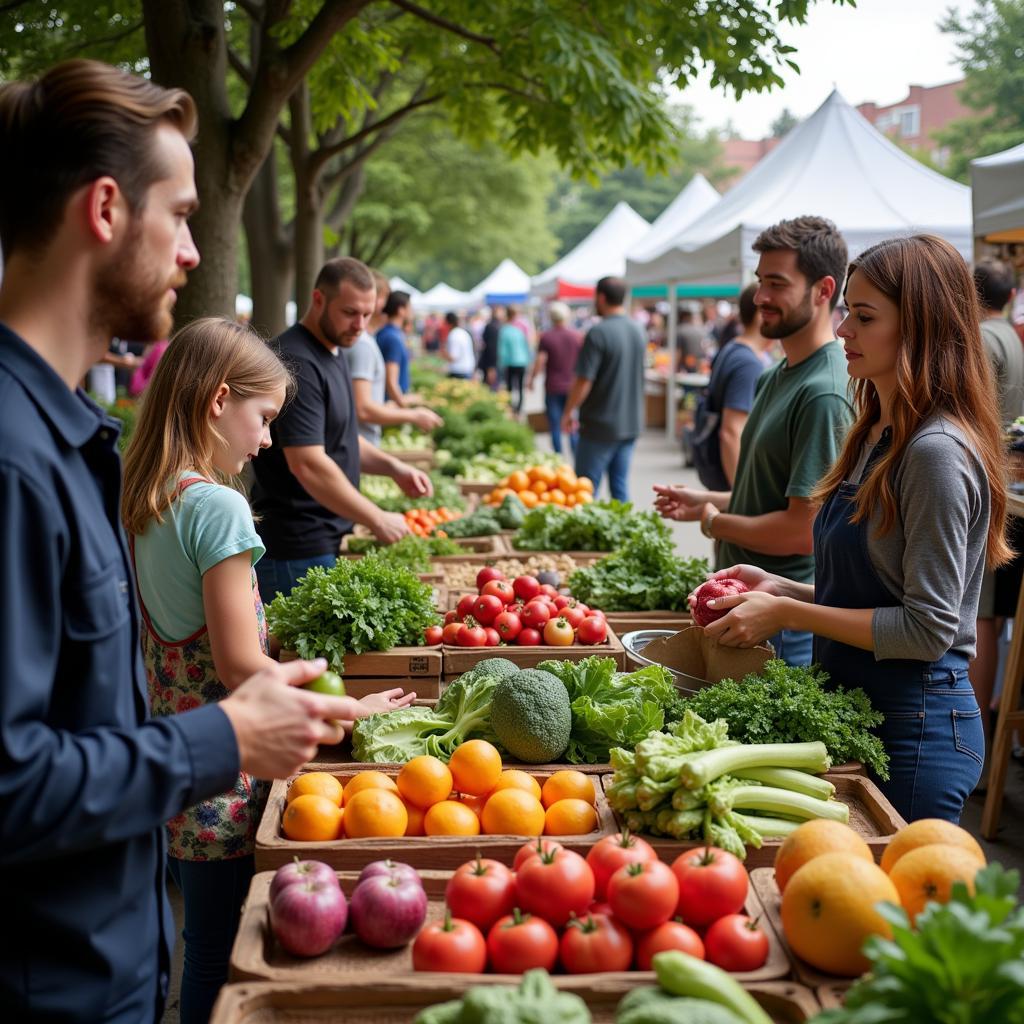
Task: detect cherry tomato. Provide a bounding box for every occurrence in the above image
[476,567,505,589]
[607,860,680,931]
[481,579,515,605]
[494,610,522,641]
[512,575,541,601]
[423,625,443,645]
[515,847,595,927]
[472,593,504,626]
[443,610,459,626]
[703,914,769,972]
[457,594,477,619]
[512,837,563,871]
[577,615,608,645]
[559,913,634,974]
[671,846,748,928]
[486,909,559,973]
[484,627,501,647]
[456,622,487,647]
[445,857,517,933]
[543,616,575,646]
[561,605,586,631]
[442,621,463,645]
[634,919,705,970]
[520,602,552,630]
[586,831,658,900]
[412,910,486,973]
[516,627,542,646]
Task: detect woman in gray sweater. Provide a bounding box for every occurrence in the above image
[701,234,1011,824]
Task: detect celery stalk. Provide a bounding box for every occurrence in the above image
[714,784,849,823]
[734,766,836,800]
[679,741,831,790]
[733,812,804,838]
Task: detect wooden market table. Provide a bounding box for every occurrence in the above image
[981,490,1024,838]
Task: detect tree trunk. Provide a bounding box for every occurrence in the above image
[244,150,293,337]
[293,169,325,308]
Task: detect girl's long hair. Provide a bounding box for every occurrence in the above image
[814,234,1011,568]
[122,317,292,535]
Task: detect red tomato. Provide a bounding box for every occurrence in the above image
[577,615,608,645]
[634,919,705,970]
[476,567,505,589]
[671,847,748,928]
[456,623,487,647]
[486,910,559,973]
[512,837,563,871]
[586,831,658,900]
[442,621,463,645]
[412,911,487,973]
[574,602,592,616]
[472,593,504,626]
[516,627,542,646]
[543,616,575,646]
[559,913,634,974]
[494,610,522,641]
[423,625,443,645]
[607,860,680,931]
[457,594,477,619]
[445,857,517,933]
[539,583,559,598]
[484,627,501,647]
[554,595,572,610]
[520,601,552,630]
[515,847,595,927]
[512,575,540,601]
[561,605,586,631]
[443,610,459,625]
[704,914,769,972]
[481,579,516,605]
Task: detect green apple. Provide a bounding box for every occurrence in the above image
[304,670,346,696]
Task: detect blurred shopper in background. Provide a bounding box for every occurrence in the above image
[443,311,477,379]
[498,305,531,412]
[529,301,583,455]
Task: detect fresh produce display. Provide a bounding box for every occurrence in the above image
[434,413,536,466]
[435,493,527,537]
[692,579,750,627]
[345,532,461,569]
[439,568,610,649]
[380,424,435,452]
[443,554,580,590]
[568,534,709,613]
[360,471,467,513]
[513,501,670,552]
[484,464,594,509]
[266,555,438,672]
[683,660,889,779]
[606,711,843,859]
[440,447,565,483]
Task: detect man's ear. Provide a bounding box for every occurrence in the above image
[83,177,124,245]
[817,275,838,308]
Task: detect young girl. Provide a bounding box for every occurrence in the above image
[122,318,413,1024]
[697,235,1010,824]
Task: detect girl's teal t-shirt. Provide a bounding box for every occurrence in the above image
[134,476,265,642]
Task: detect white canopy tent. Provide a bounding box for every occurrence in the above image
[530,201,651,299]
[469,258,532,306]
[415,282,474,311]
[388,275,422,299]
[625,175,720,268]
[971,142,1024,243]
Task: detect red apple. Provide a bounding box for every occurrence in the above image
[357,859,423,889]
[270,879,348,957]
[269,858,339,905]
[349,874,428,949]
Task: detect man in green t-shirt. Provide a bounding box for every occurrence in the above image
[654,216,854,666]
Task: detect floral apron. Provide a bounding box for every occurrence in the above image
[130,477,270,861]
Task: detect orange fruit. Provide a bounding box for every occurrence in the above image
[575,476,594,493]
[424,800,481,836]
[781,852,898,977]
[555,469,577,493]
[508,470,530,492]
[774,819,873,893]
[575,490,593,504]
[342,788,409,838]
[481,788,546,835]
[880,819,985,874]
[544,798,598,835]
[281,794,344,842]
[397,755,453,809]
[492,769,543,801]
[541,770,596,809]
[530,479,549,495]
[518,489,539,508]
[287,772,343,807]
[888,843,983,922]
[548,488,567,506]
[342,771,399,805]
[565,494,578,507]
[404,803,427,837]
[449,739,503,796]
[530,465,557,485]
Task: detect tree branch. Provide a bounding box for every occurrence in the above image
[227,46,254,86]
[57,18,145,58]
[388,0,499,53]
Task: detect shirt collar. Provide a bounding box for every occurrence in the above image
[0,323,110,448]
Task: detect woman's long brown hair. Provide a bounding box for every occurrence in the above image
[122,317,292,536]
[814,234,1011,568]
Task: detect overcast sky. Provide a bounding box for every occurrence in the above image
[675,0,974,138]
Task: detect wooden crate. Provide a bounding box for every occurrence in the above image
[213,979,820,1024]
[442,628,626,677]
[456,479,495,497]
[254,768,617,872]
[605,611,692,636]
[750,868,863,988]
[280,647,442,701]
[429,535,506,561]
[600,773,906,870]
[817,983,851,1009]
[390,449,435,470]
[231,868,791,986]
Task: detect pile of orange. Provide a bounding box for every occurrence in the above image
[485,465,594,510]
[280,744,600,841]
[775,817,987,977]
[403,506,458,537]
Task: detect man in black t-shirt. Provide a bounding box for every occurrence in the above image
[251,257,432,599]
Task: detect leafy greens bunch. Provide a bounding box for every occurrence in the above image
[360,472,466,512]
[344,533,461,570]
[513,501,669,552]
[817,864,1024,1024]
[568,533,709,612]
[266,555,438,672]
[684,660,889,779]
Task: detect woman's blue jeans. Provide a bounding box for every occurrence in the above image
[255,552,337,602]
[167,855,255,1024]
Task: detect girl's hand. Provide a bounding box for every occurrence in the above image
[702,591,789,648]
[355,687,417,717]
